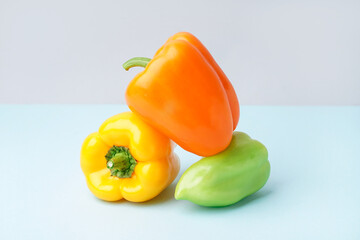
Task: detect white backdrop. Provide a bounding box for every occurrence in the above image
[0,0,359,105]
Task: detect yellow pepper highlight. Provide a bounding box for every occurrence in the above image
[80,111,180,202]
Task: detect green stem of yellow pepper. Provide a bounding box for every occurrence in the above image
[105,146,137,178]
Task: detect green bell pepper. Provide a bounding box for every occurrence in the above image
[175,131,270,207]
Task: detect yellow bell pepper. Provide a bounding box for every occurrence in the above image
[80,111,180,202]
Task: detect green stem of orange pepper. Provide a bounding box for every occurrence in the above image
[123,57,151,71]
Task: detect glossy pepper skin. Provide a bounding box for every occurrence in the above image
[80,112,180,202]
[125,32,239,157]
[175,132,270,207]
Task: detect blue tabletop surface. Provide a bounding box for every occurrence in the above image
[0,105,359,239]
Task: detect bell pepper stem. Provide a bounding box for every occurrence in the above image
[123,57,151,71]
[105,146,137,178]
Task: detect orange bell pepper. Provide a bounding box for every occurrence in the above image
[123,32,239,157]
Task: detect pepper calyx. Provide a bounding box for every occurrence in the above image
[105,146,137,178]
